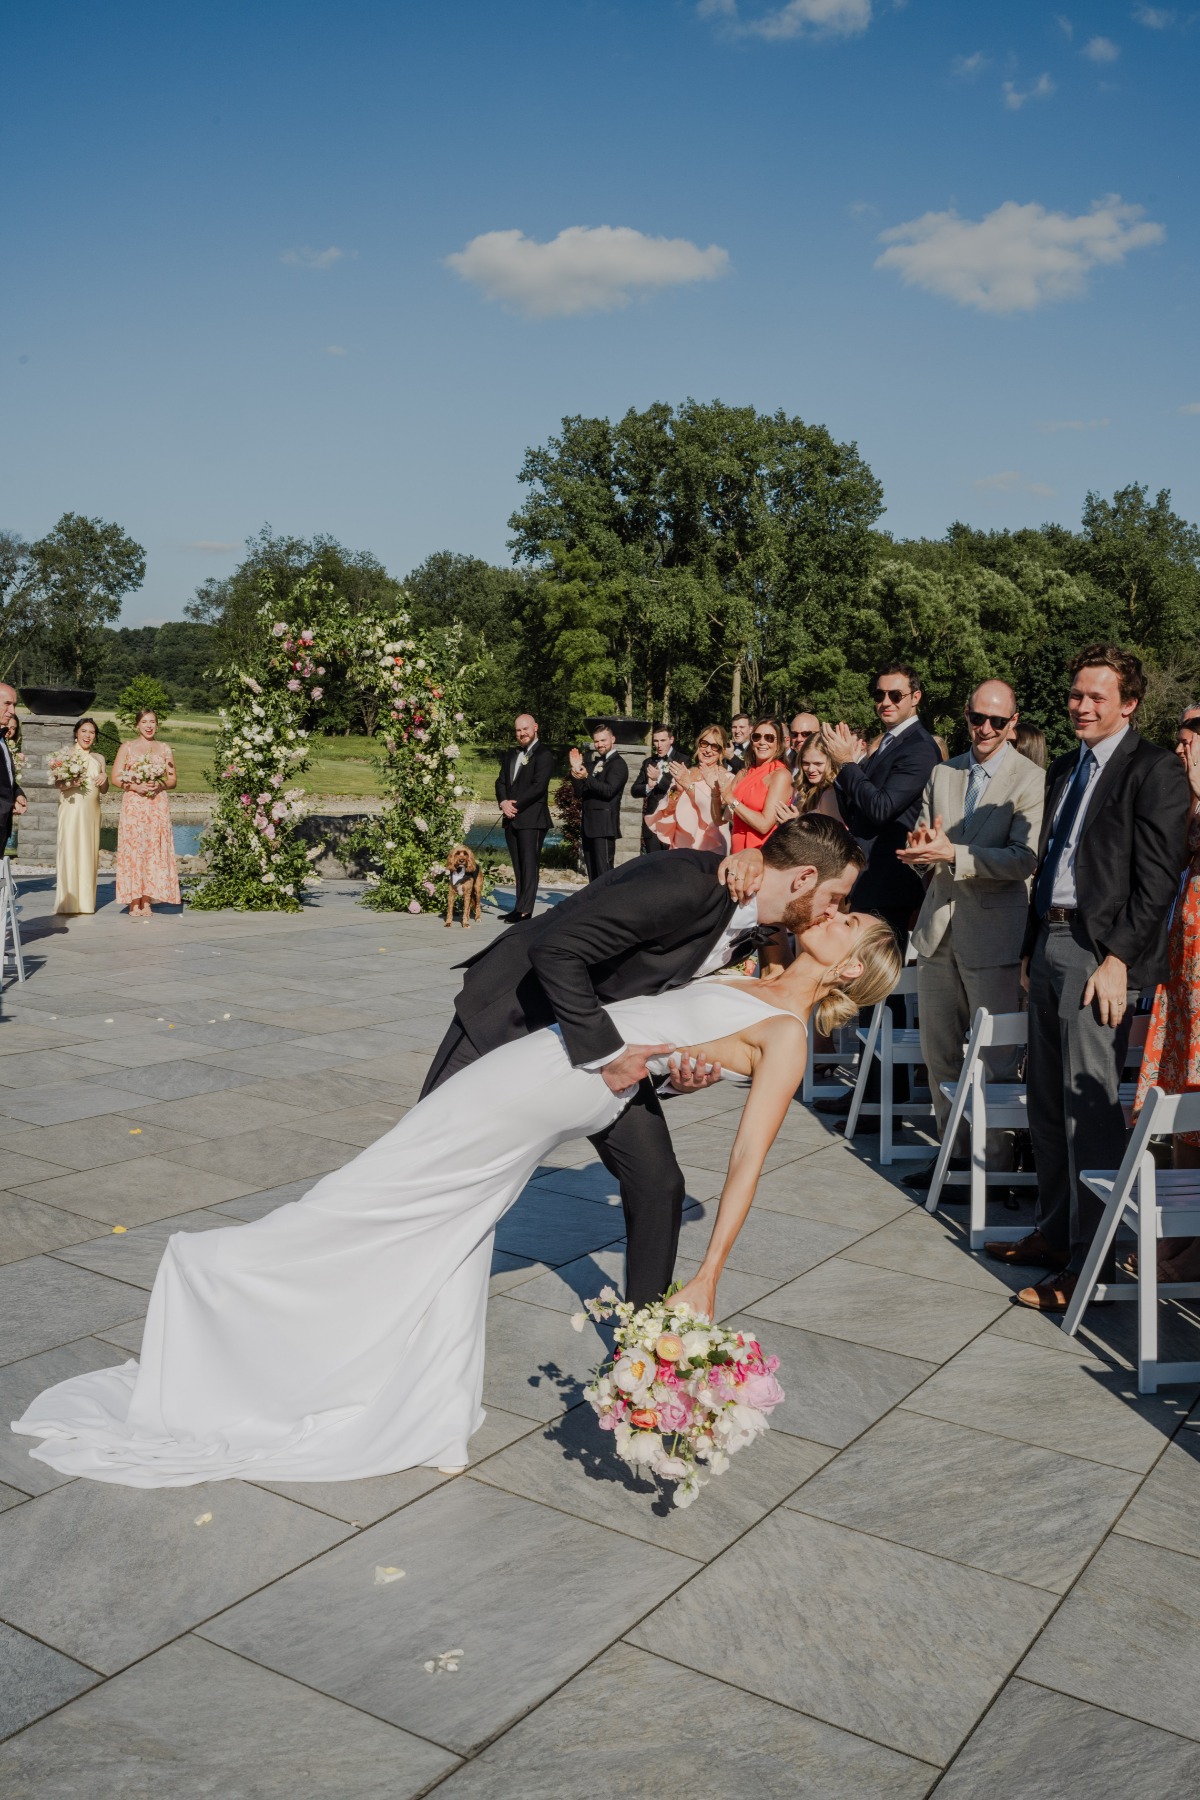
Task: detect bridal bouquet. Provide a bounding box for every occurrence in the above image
[122,751,166,787]
[48,747,93,790]
[573,1289,784,1509]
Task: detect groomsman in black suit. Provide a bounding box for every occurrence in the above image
[631,725,676,853]
[495,713,554,922]
[569,724,628,881]
[726,714,753,776]
[0,685,27,854]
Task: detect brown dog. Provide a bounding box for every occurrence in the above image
[445,845,484,928]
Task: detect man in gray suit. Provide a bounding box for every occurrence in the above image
[897,679,1044,1187]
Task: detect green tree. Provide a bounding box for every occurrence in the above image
[0,530,47,680]
[402,551,532,738]
[1072,485,1200,657]
[25,514,145,683]
[117,673,173,727]
[518,546,618,733]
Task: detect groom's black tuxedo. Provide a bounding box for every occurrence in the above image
[422,851,772,1305]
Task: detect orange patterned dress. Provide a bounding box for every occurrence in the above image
[116,787,180,907]
[1135,813,1200,1144]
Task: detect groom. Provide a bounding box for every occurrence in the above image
[423,814,866,1304]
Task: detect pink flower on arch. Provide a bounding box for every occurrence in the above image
[407,899,422,913]
[287,679,301,692]
[310,687,323,700]
[271,622,287,636]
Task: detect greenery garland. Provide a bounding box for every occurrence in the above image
[188,573,476,913]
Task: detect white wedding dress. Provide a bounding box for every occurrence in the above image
[12,982,785,1488]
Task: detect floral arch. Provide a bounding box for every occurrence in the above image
[190,574,473,914]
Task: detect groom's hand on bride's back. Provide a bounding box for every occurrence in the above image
[600,1044,674,1093]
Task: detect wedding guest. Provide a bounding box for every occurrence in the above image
[1130,703,1200,1282]
[569,724,628,882]
[53,717,108,916]
[897,680,1044,1189]
[495,712,553,921]
[726,714,753,775]
[0,685,27,854]
[649,726,730,853]
[793,732,843,821]
[932,734,951,763]
[988,646,1189,1310]
[631,726,676,854]
[716,718,792,853]
[112,709,180,919]
[1013,722,1048,769]
[787,712,820,774]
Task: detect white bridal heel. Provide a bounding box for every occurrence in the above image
[437,1464,468,1475]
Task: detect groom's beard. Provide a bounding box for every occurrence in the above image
[780,891,816,934]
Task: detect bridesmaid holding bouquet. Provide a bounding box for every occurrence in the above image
[112,708,180,918]
[52,718,108,915]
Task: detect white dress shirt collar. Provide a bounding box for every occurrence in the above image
[881,713,921,748]
[969,740,1009,779]
[695,896,760,978]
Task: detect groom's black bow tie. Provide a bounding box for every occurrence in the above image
[730,925,776,954]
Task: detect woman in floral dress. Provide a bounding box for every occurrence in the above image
[112,709,180,918]
[1133,711,1200,1280]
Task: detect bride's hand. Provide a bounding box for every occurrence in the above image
[665,1051,723,1094]
[671,1270,717,1323]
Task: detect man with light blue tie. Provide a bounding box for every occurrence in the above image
[897,680,1044,1189]
[986,645,1189,1310]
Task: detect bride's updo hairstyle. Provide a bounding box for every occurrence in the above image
[813,916,902,1037]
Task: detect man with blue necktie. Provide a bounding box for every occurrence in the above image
[986,645,1189,1310]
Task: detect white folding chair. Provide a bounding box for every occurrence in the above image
[0,857,25,985]
[1119,1013,1150,1125]
[801,1016,854,1103]
[845,967,933,1164]
[924,1008,1036,1249]
[1064,1085,1200,1393]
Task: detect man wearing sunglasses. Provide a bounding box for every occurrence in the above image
[897,680,1045,1188]
[814,665,940,1118]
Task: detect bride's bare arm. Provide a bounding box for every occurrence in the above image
[672,1015,807,1320]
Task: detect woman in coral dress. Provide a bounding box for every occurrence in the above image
[1134,717,1200,1280]
[715,718,793,853]
[649,725,731,853]
[53,717,108,915]
[112,709,180,918]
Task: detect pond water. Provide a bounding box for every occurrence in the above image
[465,823,563,851]
[99,824,206,855]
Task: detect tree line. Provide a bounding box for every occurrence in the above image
[5,399,1199,757]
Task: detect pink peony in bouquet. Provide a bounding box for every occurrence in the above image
[572,1288,784,1509]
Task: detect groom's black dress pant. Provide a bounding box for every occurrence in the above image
[421,1020,684,1307]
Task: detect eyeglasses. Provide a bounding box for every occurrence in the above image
[750,731,778,744]
[697,739,723,750]
[966,710,1014,732]
[872,687,909,705]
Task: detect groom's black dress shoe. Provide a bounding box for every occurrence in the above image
[500,912,531,925]
[903,1157,969,1192]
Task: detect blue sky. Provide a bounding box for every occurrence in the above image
[3,0,1197,625]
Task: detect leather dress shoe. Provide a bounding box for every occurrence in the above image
[983,1229,1068,1270]
[903,1156,968,1192]
[1013,1271,1080,1312]
[814,1096,852,1116]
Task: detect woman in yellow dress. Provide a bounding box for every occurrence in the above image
[53,717,108,916]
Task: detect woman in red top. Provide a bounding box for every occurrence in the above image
[717,717,793,852]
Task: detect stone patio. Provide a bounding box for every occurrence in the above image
[1,875,1199,1796]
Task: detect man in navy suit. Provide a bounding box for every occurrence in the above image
[0,685,27,855]
[815,663,941,1117]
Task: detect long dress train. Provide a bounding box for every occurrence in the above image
[12,983,783,1487]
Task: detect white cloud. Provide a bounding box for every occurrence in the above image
[952,51,989,78]
[1134,6,1174,27]
[183,541,239,553]
[444,225,730,318]
[1055,14,1074,38]
[1038,417,1111,432]
[323,344,347,356]
[1083,35,1120,61]
[280,246,345,271]
[973,472,1058,498]
[699,0,872,39]
[1180,401,1200,414]
[1003,73,1056,109]
[875,195,1164,313]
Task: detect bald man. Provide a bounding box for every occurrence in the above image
[788,712,821,773]
[0,685,28,855]
[495,713,554,921]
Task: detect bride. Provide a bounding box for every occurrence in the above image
[13,911,899,1488]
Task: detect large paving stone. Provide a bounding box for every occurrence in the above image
[1115,1427,1200,1559]
[0,1114,204,1173]
[903,1333,1192,1473]
[990,1294,1200,1377]
[750,1148,927,1232]
[0,1260,144,1367]
[0,1083,157,1127]
[200,1479,697,1754]
[676,1205,862,1280]
[494,1184,623,1266]
[472,1400,830,1560]
[935,1677,1200,1798]
[434,1641,934,1799]
[161,1124,351,1188]
[629,1510,1054,1766]
[789,1409,1138,1592]
[289,1104,404,1148]
[725,1312,937,1448]
[481,1293,612,1421]
[0,1620,97,1743]
[0,1340,132,1496]
[511,1246,780,1321]
[0,1634,457,1797]
[840,1208,1029,1295]
[121,1086,312,1140]
[84,1059,262,1100]
[15,1156,257,1225]
[0,1193,101,1264]
[209,1178,319,1220]
[749,1257,1011,1363]
[0,1049,125,1089]
[48,1209,234,1289]
[1020,1534,1200,1741]
[0,1477,349,1674]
